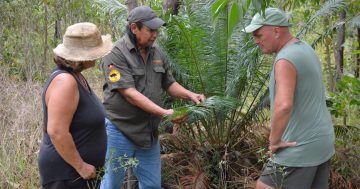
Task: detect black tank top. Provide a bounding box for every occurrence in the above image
[38,67,107,185]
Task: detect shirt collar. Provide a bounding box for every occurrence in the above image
[124,33,155,53]
[124,34,136,51]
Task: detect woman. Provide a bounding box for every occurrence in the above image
[38,22,112,189]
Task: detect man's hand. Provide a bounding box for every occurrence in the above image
[269,141,297,154]
[171,114,188,124]
[189,93,206,104]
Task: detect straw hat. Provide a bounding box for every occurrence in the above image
[53,22,112,61]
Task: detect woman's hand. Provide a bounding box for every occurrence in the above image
[76,162,97,180]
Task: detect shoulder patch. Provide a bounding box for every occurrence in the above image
[109,69,121,82]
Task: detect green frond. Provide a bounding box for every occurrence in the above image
[297,0,346,39]
[310,21,345,48]
[94,0,128,36]
[349,15,360,28]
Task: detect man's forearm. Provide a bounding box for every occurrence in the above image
[166,82,193,99]
[270,105,292,144]
[118,88,169,117]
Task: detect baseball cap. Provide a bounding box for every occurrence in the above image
[242,7,291,33]
[127,6,166,30]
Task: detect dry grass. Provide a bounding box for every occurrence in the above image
[0,65,104,189]
[0,67,43,189]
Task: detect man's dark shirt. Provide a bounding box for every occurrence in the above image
[102,34,175,148]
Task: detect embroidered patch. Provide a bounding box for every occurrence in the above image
[153,60,162,64]
[109,69,121,82]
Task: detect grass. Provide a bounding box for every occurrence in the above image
[0,66,42,188]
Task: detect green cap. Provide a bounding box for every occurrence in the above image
[242,8,291,33]
[127,6,166,30]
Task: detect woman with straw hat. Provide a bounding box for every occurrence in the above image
[38,22,112,189]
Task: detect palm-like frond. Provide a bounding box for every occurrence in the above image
[311,21,345,48]
[297,0,346,39]
[93,0,128,36]
[349,15,360,28]
[94,0,127,16]
[158,0,272,151]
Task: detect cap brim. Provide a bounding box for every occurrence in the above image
[53,35,113,61]
[142,17,166,30]
[241,24,263,33]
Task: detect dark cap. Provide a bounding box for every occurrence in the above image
[127,6,166,30]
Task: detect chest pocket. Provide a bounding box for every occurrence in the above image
[152,65,165,92]
[153,65,165,73]
[132,68,145,92]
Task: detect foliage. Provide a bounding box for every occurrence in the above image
[328,75,360,126]
[0,0,113,82]
[156,0,272,187]
[296,0,347,39]
[211,0,273,38]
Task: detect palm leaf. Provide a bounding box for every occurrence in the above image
[297,0,346,39]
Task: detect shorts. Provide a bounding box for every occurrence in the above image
[259,159,330,189]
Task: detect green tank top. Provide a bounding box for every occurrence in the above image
[269,40,335,167]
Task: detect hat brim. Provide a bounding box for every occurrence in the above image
[142,17,166,30]
[53,34,113,61]
[241,24,263,33]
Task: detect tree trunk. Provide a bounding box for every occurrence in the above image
[356,28,360,78]
[125,0,138,12]
[335,10,346,82]
[324,17,335,91]
[0,23,3,62]
[54,1,62,42]
[43,2,48,73]
[163,0,180,15]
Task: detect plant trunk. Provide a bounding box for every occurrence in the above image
[125,0,138,12]
[324,17,335,91]
[163,0,180,15]
[356,28,360,78]
[0,23,3,62]
[335,10,346,82]
[43,2,48,71]
[54,1,62,42]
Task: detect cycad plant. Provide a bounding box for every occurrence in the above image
[158,1,271,187]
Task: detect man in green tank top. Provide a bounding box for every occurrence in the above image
[242,8,335,189]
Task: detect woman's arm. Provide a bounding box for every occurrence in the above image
[45,73,96,180]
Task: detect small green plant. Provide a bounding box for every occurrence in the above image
[328,75,360,126]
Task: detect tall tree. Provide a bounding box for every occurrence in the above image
[335,9,346,81]
[356,28,360,78]
[43,2,48,74]
[0,23,3,62]
[125,0,138,12]
[54,1,62,42]
[324,16,335,91]
[163,0,180,15]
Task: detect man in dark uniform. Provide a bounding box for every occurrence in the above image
[100,6,205,189]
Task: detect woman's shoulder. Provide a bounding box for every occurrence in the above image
[48,72,78,94]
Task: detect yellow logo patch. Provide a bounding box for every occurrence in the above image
[109,69,121,82]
